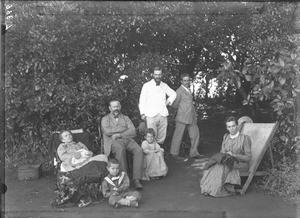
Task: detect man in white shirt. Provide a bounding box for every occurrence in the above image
[139,67,177,144]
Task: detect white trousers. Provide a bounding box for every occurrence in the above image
[146,114,168,144]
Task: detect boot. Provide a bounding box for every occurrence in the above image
[130,200,139,208]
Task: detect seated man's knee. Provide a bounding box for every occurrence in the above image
[133,144,143,155]
[112,142,126,153]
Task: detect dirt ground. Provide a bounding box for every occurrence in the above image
[2,121,299,218]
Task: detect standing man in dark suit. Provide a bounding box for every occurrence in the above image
[170,74,202,160]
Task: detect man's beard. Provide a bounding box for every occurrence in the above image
[113,110,120,115]
[154,78,161,84]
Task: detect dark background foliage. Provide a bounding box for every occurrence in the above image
[4,2,300,177]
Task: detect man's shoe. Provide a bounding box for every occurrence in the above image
[171,155,184,161]
[77,198,92,208]
[114,203,121,208]
[133,179,143,189]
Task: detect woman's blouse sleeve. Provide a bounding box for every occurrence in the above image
[77,142,93,156]
[57,143,73,162]
[234,135,251,163]
[220,134,228,153]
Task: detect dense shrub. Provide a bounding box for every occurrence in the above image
[4,1,300,193]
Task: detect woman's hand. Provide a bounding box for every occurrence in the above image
[226,151,233,156]
[74,151,82,159]
[87,151,93,157]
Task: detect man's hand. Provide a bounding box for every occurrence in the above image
[141,114,146,121]
[112,133,122,141]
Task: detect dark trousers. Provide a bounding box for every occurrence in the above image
[111,138,143,180]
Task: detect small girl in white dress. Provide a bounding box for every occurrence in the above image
[141,128,168,180]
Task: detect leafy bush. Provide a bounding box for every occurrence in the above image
[5,1,299,180]
[259,151,300,204]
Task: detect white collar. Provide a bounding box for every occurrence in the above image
[105,172,125,186]
[181,85,191,93]
[111,175,120,180]
[229,131,240,139]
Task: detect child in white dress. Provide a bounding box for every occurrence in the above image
[141,128,168,180]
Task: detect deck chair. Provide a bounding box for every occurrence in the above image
[239,122,278,195]
[48,129,93,176]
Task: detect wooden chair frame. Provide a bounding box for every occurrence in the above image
[239,122,278,195]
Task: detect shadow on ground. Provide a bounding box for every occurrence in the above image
[3,156,298,218]
[3,121,298,218]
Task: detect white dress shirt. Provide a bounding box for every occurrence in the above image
[139,79,177,117]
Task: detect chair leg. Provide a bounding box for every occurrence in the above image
[240,173,255,195]
[268,144,275,167]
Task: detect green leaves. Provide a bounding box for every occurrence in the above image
[4,1,299,167]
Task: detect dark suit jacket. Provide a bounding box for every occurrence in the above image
[172,85,197,125]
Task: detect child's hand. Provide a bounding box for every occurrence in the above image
[74,151,82,159]
[112,191,119,196]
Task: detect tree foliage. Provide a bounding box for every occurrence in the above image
[4,2,299,167]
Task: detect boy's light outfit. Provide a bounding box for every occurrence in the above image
[102,171,141,206]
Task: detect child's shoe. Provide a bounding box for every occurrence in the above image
[130,200,139,208]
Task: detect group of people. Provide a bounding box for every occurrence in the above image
[101,67,202,191]
[52,66,252,208]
